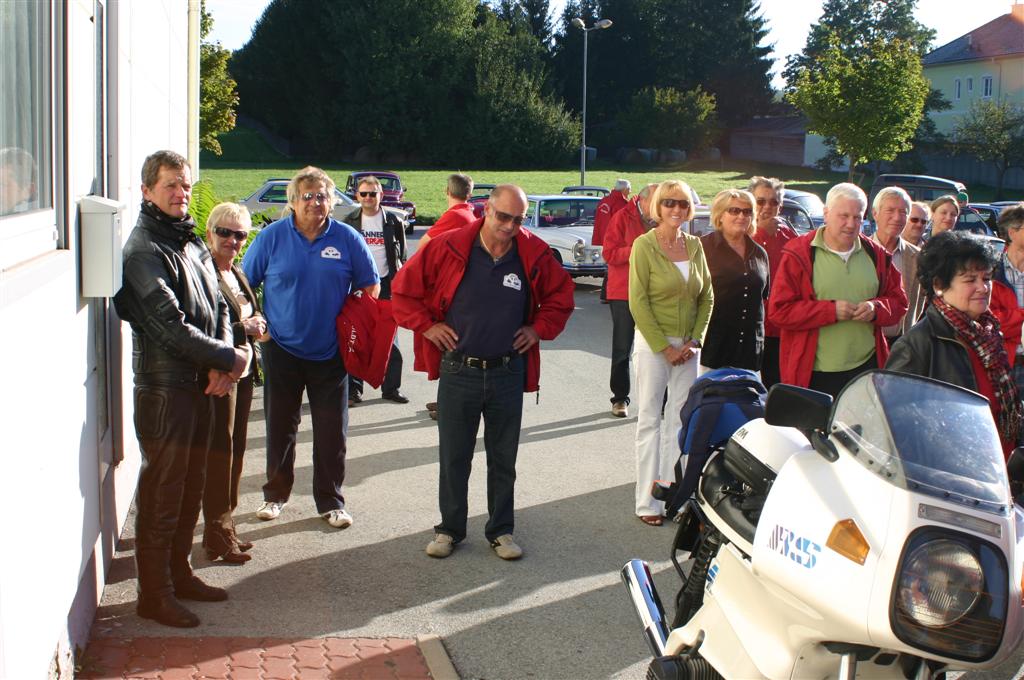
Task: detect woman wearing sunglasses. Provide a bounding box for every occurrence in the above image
[698,189,769,375]
[628,179,714,526]
[202,202,266,563]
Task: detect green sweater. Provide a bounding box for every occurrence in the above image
[628,229,714,353]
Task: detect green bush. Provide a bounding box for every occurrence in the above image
[618,86,719,153]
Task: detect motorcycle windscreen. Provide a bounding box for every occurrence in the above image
[829,371,1010,515]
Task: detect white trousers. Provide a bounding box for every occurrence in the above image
[633,332,699,516]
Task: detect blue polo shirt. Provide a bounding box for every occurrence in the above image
[242,214,379,361]
[446,240,528,357]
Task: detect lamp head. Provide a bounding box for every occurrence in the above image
[596,18,613,29]
[572,17,585,29]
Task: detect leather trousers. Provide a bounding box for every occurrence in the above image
[133,382,214,599]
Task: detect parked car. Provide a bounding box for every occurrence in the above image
[784,189,824,228]
[343,171,417,233]
[780,198,815,234]
[868,173,966,207]
[468,183,497,218]
[523,194,605,277]
[970,203,1007,237]
[561,185,609,197]
[240,179,356,226]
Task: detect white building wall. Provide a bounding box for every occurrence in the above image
[0,0,189,677]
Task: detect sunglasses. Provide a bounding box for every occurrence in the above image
[725,207,754,217]
[301,191,329,203]
[213,226,248,242]
[907,217,928,224]
[660,198,690,209]
[493,209,526,226]
[358,191,378,198]
[755,198,780,207]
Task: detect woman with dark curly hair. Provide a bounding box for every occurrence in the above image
[887,230,1022,457]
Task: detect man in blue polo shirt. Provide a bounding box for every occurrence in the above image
[242,166,379,529]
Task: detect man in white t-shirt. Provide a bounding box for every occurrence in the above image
[344,175,409,404]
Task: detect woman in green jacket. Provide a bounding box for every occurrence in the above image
[628,179,714,525]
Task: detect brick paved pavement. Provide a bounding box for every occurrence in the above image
[77,636,443,679]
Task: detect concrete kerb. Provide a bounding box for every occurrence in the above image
[416,634,460,680]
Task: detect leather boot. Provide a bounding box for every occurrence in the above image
[174,574,229,602]
[136,547,199,627]
[203,526,251,564]
[228,525,254,552]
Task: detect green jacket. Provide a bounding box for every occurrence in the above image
[628,229,714,353]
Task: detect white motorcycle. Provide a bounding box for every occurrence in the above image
[623,370,1024,679]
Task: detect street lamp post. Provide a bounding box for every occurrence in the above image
[571,17,612,186]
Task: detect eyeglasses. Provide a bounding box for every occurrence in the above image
[301,191,329,203]
[213,226,248,242]
[660,198,690,209]
[358,191,378,198]
[725,207,754,217]
[492,209,526,226]
[907,217,928,224]
[755,198,780,207]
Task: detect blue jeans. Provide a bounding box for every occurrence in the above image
[435,352,525,542]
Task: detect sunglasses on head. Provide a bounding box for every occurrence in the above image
[755,198,780,207]
[907,217,927,224]
[725,207,754,217]
[358,191,378,198]
[493,209,526,226]
[301,191,329,203]
[213,226,248,242]
[660,198,690,209]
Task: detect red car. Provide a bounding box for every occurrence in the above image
[343,171,417,233]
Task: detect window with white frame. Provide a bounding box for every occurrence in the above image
[0,1,56,270]
[983,76,993,98]
[967,77,973,93]
[954,78,961,100]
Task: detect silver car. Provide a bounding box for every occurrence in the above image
[523,195,605,277]
[240,179,357,225]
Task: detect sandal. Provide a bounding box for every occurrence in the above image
[639,515,663,527]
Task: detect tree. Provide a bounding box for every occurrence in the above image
[787,36,929,179]
[619,86,718,151]
[198,0,238,155]
[953,99,1024,200]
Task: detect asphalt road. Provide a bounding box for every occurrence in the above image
[95,246,1024,678]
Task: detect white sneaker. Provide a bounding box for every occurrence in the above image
[256,501,285,521]
[322,508,353,529]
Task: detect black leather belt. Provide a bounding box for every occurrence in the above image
[444,350,517,370]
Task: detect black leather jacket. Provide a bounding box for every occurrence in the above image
[885,305,977,391]
[342,205,407,289]
[114,203,235,387]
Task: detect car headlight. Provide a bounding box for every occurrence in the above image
[572,240,585,262]
[897,539,982,627]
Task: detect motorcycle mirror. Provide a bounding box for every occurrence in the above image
[764,383,832,439]
[1007,447,1024,503]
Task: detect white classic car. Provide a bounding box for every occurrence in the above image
[523,194,605,277]
[240,179,357,225]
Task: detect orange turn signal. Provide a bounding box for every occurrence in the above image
[827,519,870,565]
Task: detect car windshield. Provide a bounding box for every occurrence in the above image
[376,176,401,191]
[536,199,597,227]
[781,206,813,234]
[792,193,823,217]
[829,372,1010,515]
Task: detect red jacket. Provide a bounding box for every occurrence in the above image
[592,190,629,246]
[767,231,908,387]
[391,218,575,392]
[426,202,476,239]
[602,198,646,300]
[991,282,1024,365]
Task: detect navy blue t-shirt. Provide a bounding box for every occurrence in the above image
[446,240,528,357]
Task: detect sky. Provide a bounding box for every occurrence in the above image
[204,0,1015,90]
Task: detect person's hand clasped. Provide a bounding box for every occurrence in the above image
[513,326,540,353]
[834,300,857,321]
[852,300,876,322]
[205,369,234,397]
[424,322,459,351]
[242,315,267,337]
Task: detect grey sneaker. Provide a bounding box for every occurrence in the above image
[426,533,455,558]
[322,508,353,529]
[490,534,523,560]
[256,501,285,521]
[611,401,628,418]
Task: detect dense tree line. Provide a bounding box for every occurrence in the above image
[228,0,776,166]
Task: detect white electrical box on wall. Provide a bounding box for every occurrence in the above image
[79,195,125,298]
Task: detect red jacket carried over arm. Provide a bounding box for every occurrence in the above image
[391,218,575,392]
[767,231,908,387]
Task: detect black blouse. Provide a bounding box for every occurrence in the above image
[699,231,769,371]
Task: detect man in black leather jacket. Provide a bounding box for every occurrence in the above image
[114,150,249,628]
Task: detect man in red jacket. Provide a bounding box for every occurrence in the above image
[601,183,657,416]
[768,183,907,396]
[419,173,475,248]
[392,184,574,561]
[593,179,630,303]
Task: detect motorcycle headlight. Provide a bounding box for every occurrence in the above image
[897,539,983,627]
[890,528,1008,662]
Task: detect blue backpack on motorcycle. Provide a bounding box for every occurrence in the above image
[663,367,767,519]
